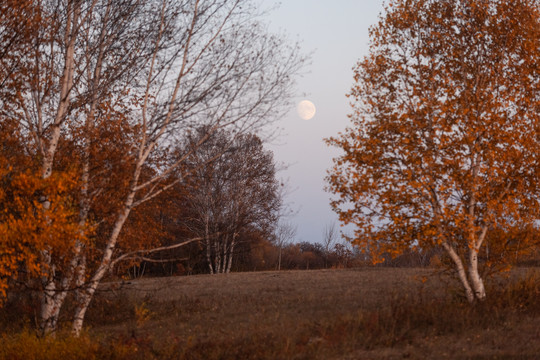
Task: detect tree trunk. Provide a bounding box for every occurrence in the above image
[214,237,222,274]
[37,1,80,335]
[72,288,92,336]
[39,293,67,336]
[39,266,60,336]
[206,235,214,274]
[71,177,137,335]
[468,247,486,300]
[204,214,214,274]
[226,236,236,273]
[442,241,475,303]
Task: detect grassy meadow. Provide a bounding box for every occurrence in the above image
[1,267,539,359]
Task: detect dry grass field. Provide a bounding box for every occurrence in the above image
[86,267,540,359]
[1,267,539,359]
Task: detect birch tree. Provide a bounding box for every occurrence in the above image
[1,0,303,335]
[183,129,281,274]
[71,0,301,335]
[326,0,540,302]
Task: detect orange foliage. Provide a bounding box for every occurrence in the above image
[0,165,87,302]
[326,0,540,281]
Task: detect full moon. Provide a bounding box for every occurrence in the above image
[297,100,316,120]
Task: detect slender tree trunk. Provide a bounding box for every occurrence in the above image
[226,236,236,273]
[72,210,131,335]
[442,241,475,303]
[468,247,486,300]
[206,235,214,274]
[36,0,84,335]
[215,236,223,274]
[39,265,59,335]
[72,160,141,335]
[41,231,87,335]
[204,214,214,274]
[39,289,69,336]
[74,6,189,329]
[70,120,93,333]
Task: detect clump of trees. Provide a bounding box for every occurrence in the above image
[182,128,282,274]
[327,0,540,302]
[0,0,304,335]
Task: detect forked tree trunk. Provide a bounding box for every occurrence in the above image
[442,241,487,303]
[441,241,475,303]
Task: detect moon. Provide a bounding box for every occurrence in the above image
[297,100,316,120]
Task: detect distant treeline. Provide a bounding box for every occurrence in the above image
[121,239,540,278]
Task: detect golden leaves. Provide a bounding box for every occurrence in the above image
[325,0,540,266]
[0,166,89,303]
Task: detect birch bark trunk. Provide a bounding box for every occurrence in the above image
[441,241,475,303]
[215,236,223,274]
[38,0,80,335]
[72,198,134,335]
[205,234,214,274]
[468,247,486,300]
[71,144,144,334]
[72,0,175,334]
[225,235,236,273]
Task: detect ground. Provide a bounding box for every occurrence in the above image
[81,267,540,359]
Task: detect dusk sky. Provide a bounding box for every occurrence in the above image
[262,1,385,244]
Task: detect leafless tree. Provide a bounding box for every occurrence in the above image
[275,221,297,270]
[322,222,338,268]
[183,128,282,274]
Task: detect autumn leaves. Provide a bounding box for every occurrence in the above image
[326,0,540,302]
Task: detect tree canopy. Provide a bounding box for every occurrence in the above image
[326,0,540,302]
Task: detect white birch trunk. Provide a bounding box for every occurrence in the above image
[39,264,59,335]
[38,1,80,335]
[72,205,132,336]
[468,247,486,300]
[215,237,223,274]
[225,236,236,273]
[72,0,173,334]
[72,159,141,335]
[206,235,214,274]
[441,241,475,303]
[39,290,68,336]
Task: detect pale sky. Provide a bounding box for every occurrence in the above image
[262,1,386,244]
